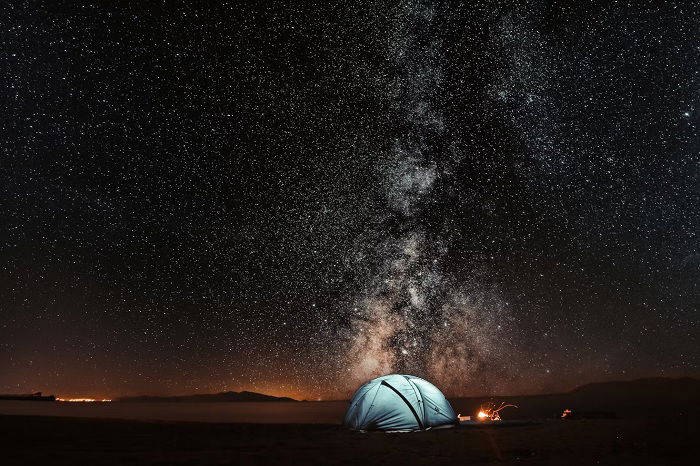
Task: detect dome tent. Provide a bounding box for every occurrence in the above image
[343,374,458,431]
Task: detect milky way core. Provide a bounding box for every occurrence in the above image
[342,1,513,393]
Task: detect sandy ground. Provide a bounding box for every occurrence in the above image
[1,414,697,465]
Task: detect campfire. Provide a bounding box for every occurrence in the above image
[476,402,518,421]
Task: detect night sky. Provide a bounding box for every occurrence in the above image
[1,1,698,400]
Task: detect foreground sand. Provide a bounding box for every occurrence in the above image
[1,414,696,465]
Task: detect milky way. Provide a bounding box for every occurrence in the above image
[1,1,698,399]
[342,0,513,394]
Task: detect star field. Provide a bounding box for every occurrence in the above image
[1,1,698,400]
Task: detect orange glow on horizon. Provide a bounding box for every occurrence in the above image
[52,384,319,402]
[56,398,112,402]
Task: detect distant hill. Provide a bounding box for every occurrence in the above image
[449,377,700,420]
[570,376,700,398]
[115,391,297,403]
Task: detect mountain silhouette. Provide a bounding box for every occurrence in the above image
[115,390,297,402]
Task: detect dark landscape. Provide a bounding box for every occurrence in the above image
[2,413,697,465]
[1,377,698,465]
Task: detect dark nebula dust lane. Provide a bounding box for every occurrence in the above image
[0,1,698,399]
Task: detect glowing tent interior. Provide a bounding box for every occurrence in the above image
[342,374,458,431]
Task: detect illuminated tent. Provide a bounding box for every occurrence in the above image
[342,374,458,431]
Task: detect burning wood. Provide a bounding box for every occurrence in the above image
[476,402,518,421]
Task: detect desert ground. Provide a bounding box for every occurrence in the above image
[1,413,697,465]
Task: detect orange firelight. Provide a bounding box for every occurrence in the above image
[476,402,517,421]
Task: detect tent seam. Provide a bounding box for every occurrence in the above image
[381,380,424,430]
[403,375,425,425]
[358,383,382,428]
[410,377,455,422]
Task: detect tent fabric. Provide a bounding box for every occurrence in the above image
[342,374,458,431]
